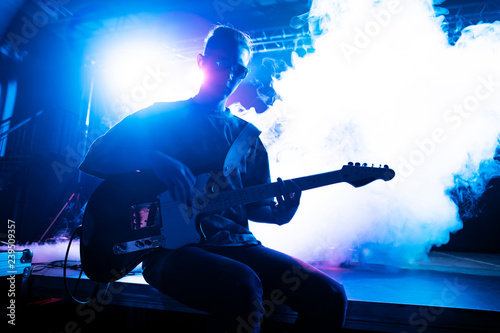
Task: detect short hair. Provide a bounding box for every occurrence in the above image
[204,25,253,56]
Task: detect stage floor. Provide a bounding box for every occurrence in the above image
[22,251,500,333]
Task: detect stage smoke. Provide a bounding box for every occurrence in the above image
[0,240,81,265]
[244,0,500,265]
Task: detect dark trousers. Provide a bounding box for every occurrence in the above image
[142,244,347,332]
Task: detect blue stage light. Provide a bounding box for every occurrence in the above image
[91,36,203,122]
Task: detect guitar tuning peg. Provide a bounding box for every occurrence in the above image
[362,163,367,167]
[355,162,361,166]
[348,162,354,166]
[384,165,389,168]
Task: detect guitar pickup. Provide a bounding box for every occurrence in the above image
[130,201,160,230]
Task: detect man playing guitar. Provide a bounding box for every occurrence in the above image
[79,25,347,333]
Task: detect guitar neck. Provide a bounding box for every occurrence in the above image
[200,170,343,213]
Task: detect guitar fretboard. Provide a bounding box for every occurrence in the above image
[198,170,343,213]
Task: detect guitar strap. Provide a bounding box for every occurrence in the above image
[223,122,261,177]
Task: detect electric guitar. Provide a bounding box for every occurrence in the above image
[80,163,395,283]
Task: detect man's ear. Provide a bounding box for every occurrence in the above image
[197,54,204,69]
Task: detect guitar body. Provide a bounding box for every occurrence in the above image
[80,163,395,283]
[80,172,165,282]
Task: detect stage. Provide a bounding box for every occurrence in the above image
[18,250,500,333]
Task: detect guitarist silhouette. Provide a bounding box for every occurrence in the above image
[79,25,354,333]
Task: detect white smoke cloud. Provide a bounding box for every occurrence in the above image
[0,240,80,266]
[245,0,500,266]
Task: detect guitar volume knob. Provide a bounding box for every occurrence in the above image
[113,243,127,254]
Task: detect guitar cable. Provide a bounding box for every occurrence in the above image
[63,225,108,304]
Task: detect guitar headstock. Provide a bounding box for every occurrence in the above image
[341,162,395,188]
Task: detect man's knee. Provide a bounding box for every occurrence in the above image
[295,274,347,329]
[315,277,347,316]
[212,268,264,313]
[212,272,265,333]
[328,279,348,309]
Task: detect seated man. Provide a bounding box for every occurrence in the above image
[79,25,347,333]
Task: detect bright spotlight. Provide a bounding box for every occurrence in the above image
[100,40,167,97]
[94,36,202,123]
